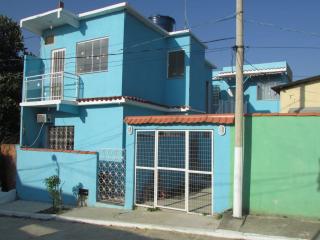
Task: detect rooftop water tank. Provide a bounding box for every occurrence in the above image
[148,15,176,32]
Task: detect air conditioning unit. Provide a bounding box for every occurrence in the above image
[37,114,53,123]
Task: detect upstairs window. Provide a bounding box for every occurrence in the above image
[44,35,54,45]
[168,50,185,78]
[76,37,108,74]
[48,126,74,150]
[257,81,280,100]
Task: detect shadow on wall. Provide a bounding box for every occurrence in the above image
[243,116,252,214]
[16,153,94,206]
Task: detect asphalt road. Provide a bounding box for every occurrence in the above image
[0,216,234,240]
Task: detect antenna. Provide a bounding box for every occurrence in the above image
[184,0,190,29]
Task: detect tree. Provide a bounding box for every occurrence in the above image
[0,15,28,143]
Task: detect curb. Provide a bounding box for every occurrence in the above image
[0,210,308,240]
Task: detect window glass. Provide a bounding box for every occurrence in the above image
[48,126,74,150]
[168,50,185,78]
[76,38,108,74]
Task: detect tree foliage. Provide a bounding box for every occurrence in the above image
[0,15,28,143]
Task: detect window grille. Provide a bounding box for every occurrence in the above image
[48,126,74,150]
[168,50,185,78]
[97,148,126,205]
[212,85,220,105]
[76,38,108,74]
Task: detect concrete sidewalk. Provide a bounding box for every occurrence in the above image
[0,200,319,240]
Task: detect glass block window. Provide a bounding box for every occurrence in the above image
[48,126,74,150]
[76,38,108,74]
[168,50,185,78]
[257,81,280,100]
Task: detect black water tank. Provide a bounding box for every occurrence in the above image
[148,15,176,32]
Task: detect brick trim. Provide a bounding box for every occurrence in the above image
[20,148,97,155]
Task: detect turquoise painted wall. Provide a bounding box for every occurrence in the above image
[16,147,98,206]
[189,37,211,112]
[21,105,125,150]
[244,116,320,218]
[122,12,166,104]
[124,123,233,213]
[40,12,125,98]
[165,36,190,107]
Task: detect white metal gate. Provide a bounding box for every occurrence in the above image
[135,130,213,215]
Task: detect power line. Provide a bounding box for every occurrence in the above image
[246,46,320,50]
[246,18,320,38]
[0,37,234,62]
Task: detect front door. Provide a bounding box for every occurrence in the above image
[51,49,65,100]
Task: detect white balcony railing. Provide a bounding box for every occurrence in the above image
[212,100,248,114]
[23,72,80,102]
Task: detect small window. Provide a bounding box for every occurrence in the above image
[257,81,280,100]
[48,126,74,150]
[212,85,220,105]
[44,35,54,45]
[76,38,108,74]
[168,50,185,78]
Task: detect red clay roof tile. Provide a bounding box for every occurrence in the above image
[124,114,235,125]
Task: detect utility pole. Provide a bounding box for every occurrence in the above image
[233,0,244,218]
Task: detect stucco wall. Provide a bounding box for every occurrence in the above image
[243,116,320,218]
[16,148,98,206]
[279,80,320,113]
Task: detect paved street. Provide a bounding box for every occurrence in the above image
[0,216,234,240]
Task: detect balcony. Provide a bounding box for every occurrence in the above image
[21,72,80,107]
[212,100,248,114]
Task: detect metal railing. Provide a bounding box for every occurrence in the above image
[23,72,79,102]
[212,100,248,114]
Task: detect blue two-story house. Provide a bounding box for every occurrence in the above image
[17,2,215,210]
[211,61,292,113]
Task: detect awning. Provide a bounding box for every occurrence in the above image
[20,8,79,35]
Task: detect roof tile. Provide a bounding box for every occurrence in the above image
[124,114,235,125]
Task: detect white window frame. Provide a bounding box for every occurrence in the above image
[76,36,109,74]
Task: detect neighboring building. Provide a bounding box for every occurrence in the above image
[272,75,320,113]
[211,61,292,113]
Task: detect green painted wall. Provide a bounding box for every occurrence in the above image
[243,116,320,218]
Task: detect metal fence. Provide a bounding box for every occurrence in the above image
[23,72,79,102]
[97,148,126,205]
[135,130,213,215]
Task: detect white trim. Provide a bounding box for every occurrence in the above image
[78,2,127,19]
[213,67,287,80]
[20,100,77,107]
[154,131,159,207]
[20,2,208,50]
[20,8,79,35]
[20,8,63,28]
